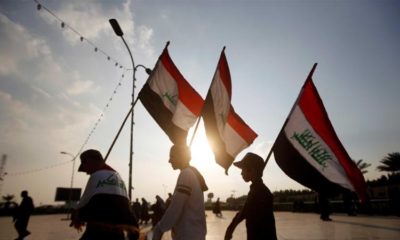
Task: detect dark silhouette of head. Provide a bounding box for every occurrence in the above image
[156,195,163,201]
[21,190,28,198]
[78,149,105,174]
[169,144,191,170]
[233,152,264,182]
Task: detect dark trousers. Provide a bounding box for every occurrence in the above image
[14,216,30,238]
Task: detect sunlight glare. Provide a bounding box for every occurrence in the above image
[188,126,215,173]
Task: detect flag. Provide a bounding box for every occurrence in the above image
[138,44,204,144]
[202,48,258,172]
[273,64,367,201]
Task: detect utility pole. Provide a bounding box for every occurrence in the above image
[0,154,8,196]
[109,18,151,200]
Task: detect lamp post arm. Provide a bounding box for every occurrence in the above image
[121,36,135,73]
[135,64,152,75]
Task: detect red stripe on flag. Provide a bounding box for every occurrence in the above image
[226,108,258,144]
[202,48,257,172]
[160,49,204,116]
[217,51,232,99]
[298,78,366,201]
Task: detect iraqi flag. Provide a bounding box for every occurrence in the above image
[138,43,204,145]
[273,64,367,201]
[202,48,258,172]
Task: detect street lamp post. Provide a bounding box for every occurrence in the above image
[109,19,151,200]
[60,151,76,191]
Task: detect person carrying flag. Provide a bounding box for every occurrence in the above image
[151,144,208,240]
[70,149,139,240]
[224,153,277,240]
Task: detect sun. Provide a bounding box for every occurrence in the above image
[188,127,215,172]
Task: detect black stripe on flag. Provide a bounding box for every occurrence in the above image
[274,130,346,197]
[202,91,234,171]
[139,82,187,145]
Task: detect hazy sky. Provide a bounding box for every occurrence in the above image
[0,0,399,205]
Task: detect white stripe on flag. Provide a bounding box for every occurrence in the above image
[210,69,230,134]
[284,106,355,191]
[148,61,177,113]
[223,124,251,157]
[148,60,198,131]
[172,101,199,130]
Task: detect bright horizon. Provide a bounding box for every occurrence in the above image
[1,0,399,205]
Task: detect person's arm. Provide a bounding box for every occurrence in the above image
[69,209,84,232]
[224,209,245,240]
[76,173,100,209]
[152,192,188,240]
[152,170,192,240]
[225,190,252,240]
[70,174,96,230]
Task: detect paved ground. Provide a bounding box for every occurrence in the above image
[1,211,399,240]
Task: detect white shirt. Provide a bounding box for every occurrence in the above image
[154,167,206,240]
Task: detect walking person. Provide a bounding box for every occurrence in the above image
[151,144,208,240]
[151,195,166,226]
[224,153,277,240]
[165,193,173,209]
[140,198,150,224]
[13,190,34,240]
[318,192,332,221]
[212,198,223,217]
[132,198,142,221]
[69,149,139,240]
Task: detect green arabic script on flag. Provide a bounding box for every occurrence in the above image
[291,129,333,170]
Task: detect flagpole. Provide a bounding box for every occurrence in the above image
[188,117,201,147]
[263,63,318,170]
[104,99,136,161]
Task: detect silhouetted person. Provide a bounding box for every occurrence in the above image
[343,190,357,216]
[151,195,166,226]
[70,149,139,240]
[132,198,141,221]
[165,193,173,209]
[213,198,223,217]
[140,198,150,224]
[14,190,34,240]
[152,144,208,240]
[225,153,277,240]
[388,185,400,216]
[318,192,332,221]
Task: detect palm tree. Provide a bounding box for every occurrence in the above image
[207,192,214,203]
[353,159,371,174]
[377,152,400,173]
[2,194,14,202]
[2,194,15,208]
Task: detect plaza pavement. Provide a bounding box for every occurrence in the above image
[1,211,399,240]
